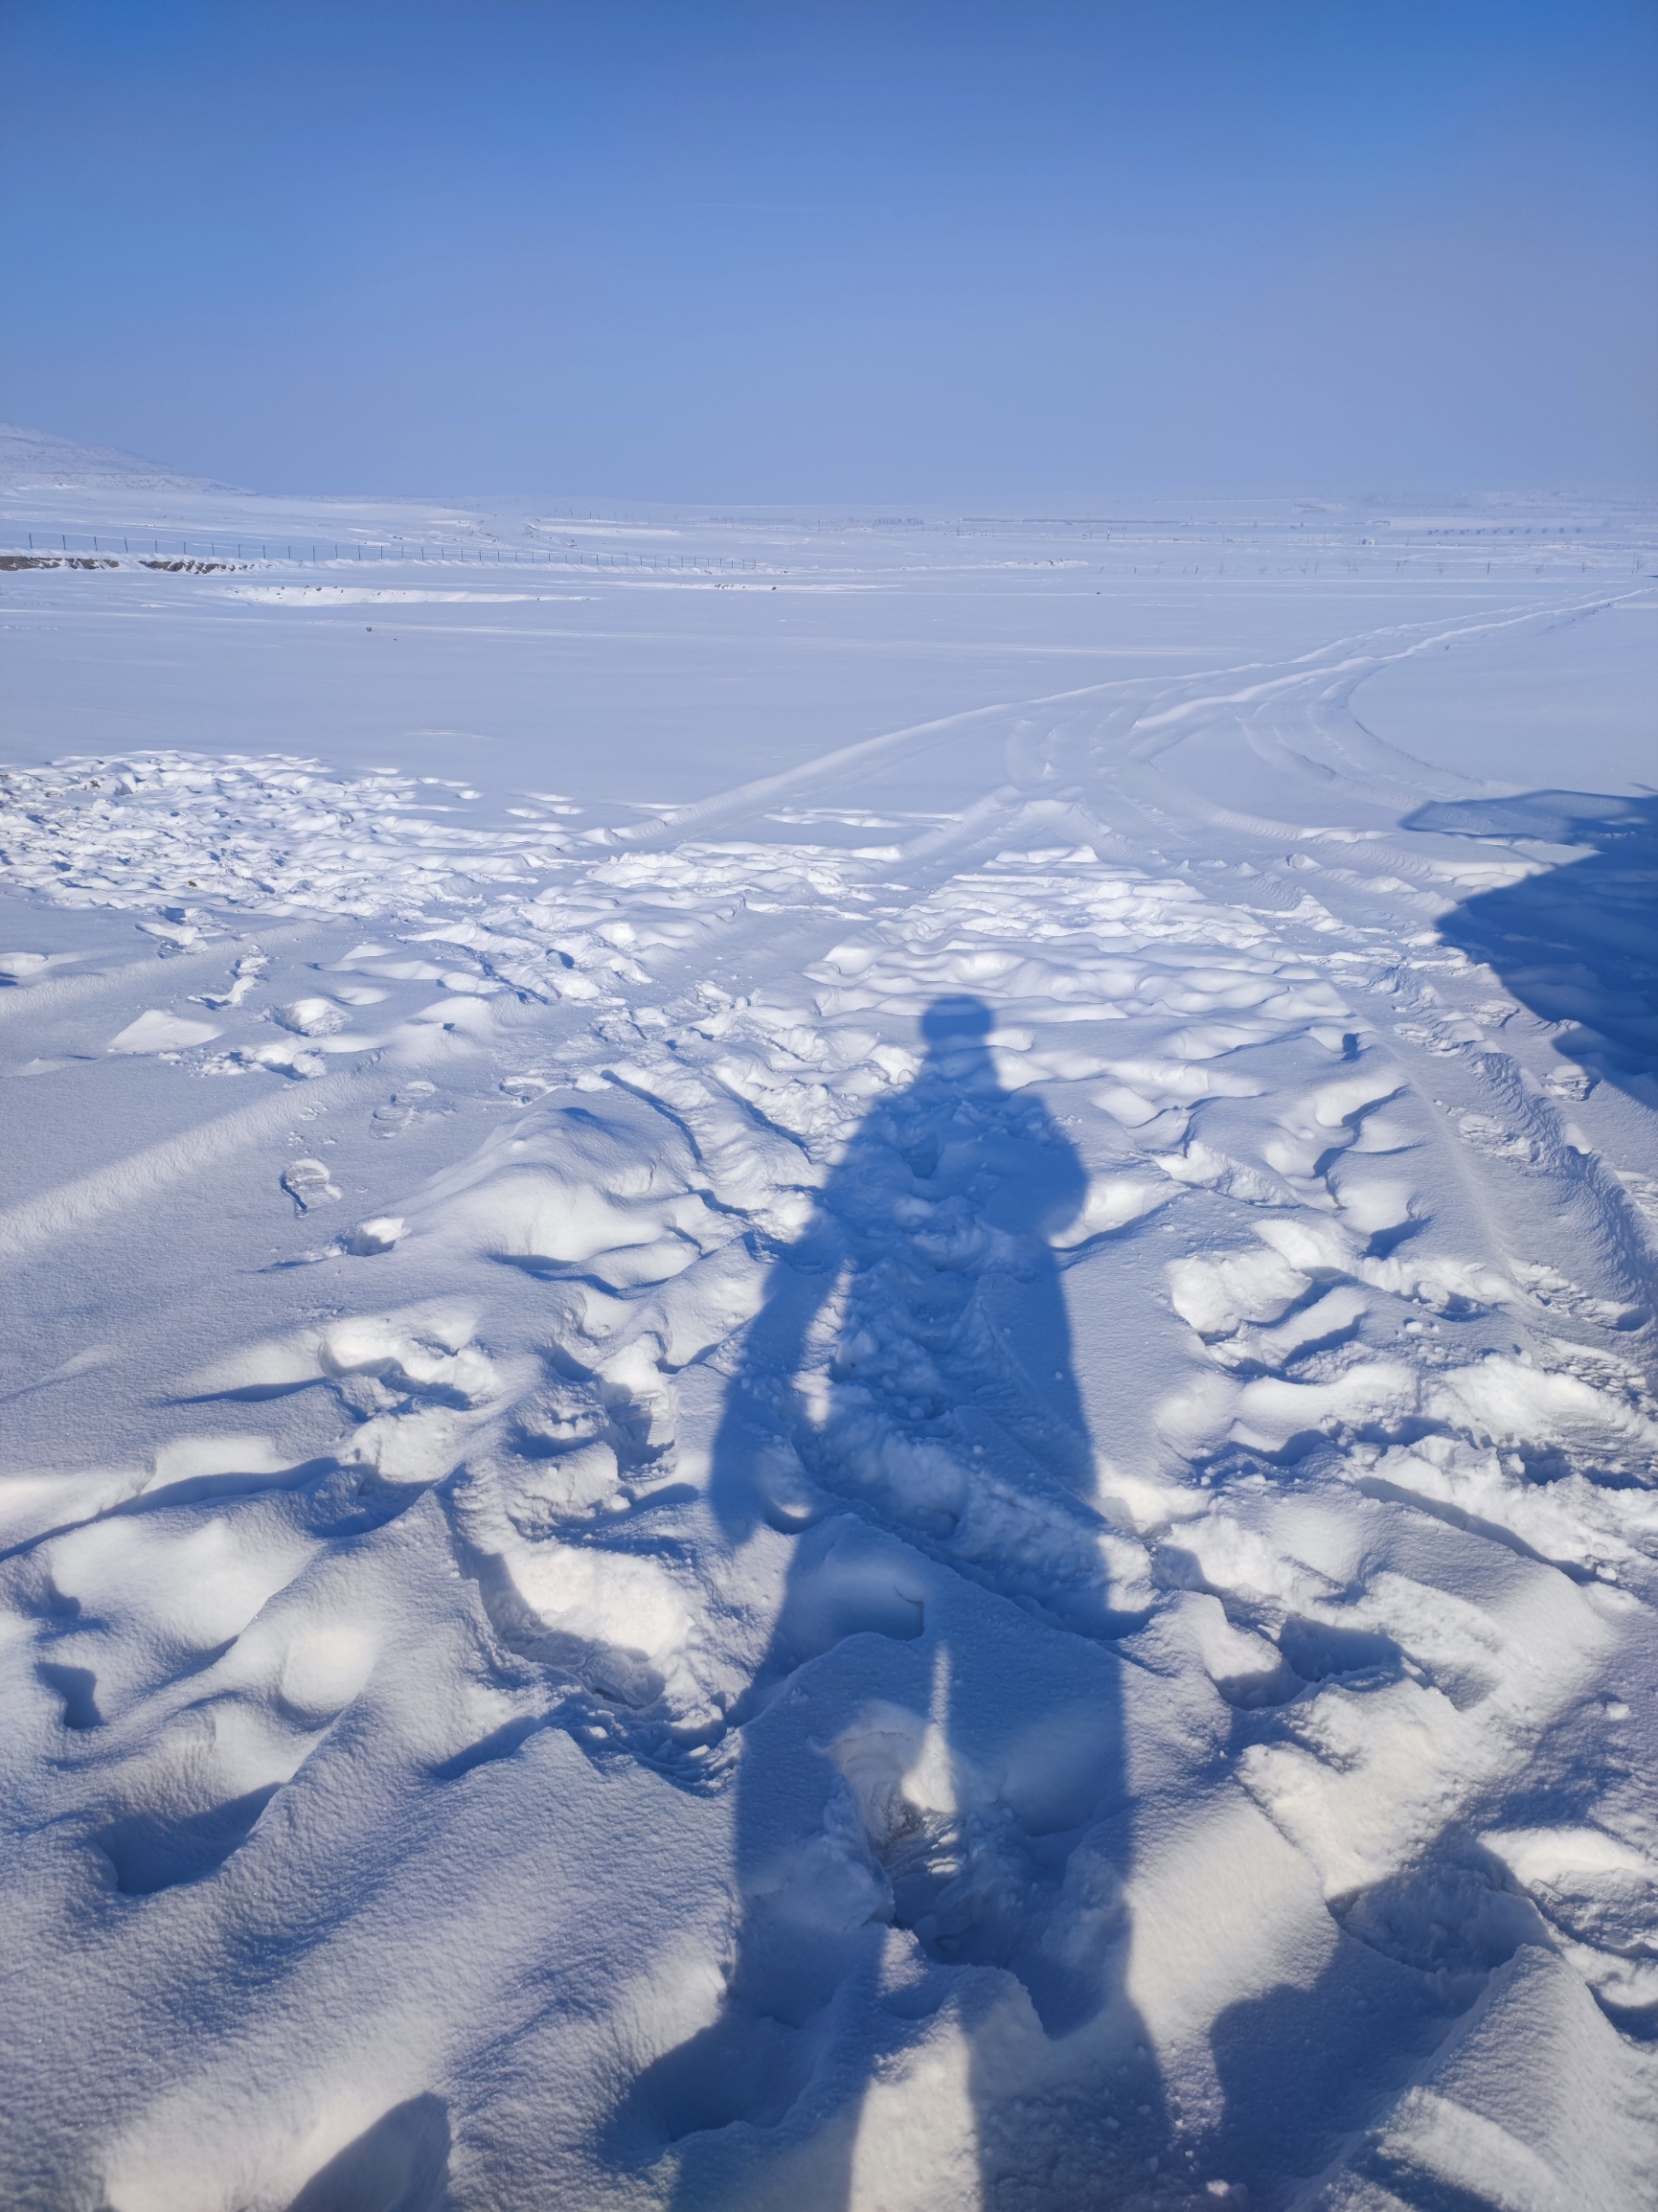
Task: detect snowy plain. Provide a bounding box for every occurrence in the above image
[2,431,1656,2212]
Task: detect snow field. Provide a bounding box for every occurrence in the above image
[1,479,1655,2209]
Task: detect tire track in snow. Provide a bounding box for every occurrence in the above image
[0,1067,365,1263]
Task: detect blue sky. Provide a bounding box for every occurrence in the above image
[4,1,1654,498]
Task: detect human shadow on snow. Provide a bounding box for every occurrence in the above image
[1408,789,1658,1107]
[618,997,1171,2209]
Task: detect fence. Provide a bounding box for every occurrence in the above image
[8,530,759,573]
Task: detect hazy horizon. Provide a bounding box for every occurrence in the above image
[4,0,1654,504]
[7,417,1653,520]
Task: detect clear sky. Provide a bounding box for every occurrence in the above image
[4,0,1654,501]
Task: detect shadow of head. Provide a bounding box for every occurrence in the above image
[920,994,995,1050]
[287,2094,450,2212]
[1407,789,1658,1106]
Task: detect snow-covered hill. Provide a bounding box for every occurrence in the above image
[0,420,244,495]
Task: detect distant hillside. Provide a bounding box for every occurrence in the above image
[0,422,246,493]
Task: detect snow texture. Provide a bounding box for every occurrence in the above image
[2,443,1656,2210]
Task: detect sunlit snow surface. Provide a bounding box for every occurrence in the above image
[3,461,1657,2211]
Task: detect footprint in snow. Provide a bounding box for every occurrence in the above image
[96,1785,283,1895]
[275,997,352,1038]
[283,1158,341,1212]
[373,1080,437,1136]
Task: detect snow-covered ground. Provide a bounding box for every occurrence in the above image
[3,432,1656,2211]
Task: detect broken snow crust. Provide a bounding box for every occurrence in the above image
[1,486,1655,2211]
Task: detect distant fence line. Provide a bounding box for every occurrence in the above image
[6,530,759,572]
